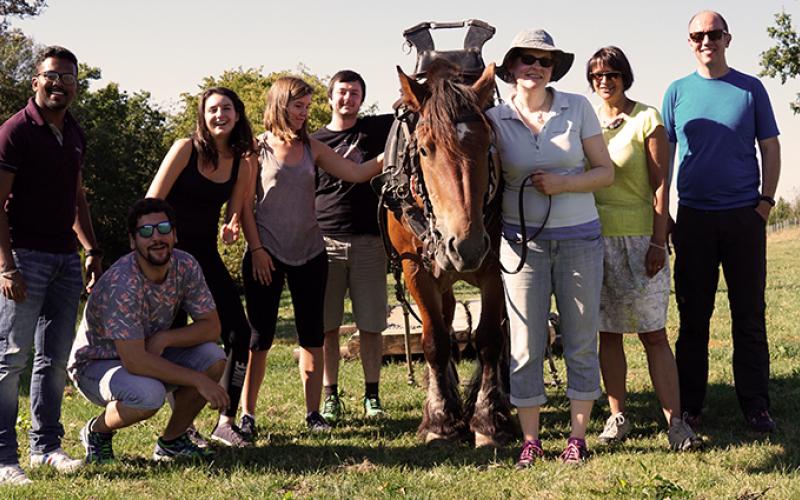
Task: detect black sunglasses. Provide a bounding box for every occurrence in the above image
[688,29,728,43]
[590,71,622,82]
[136,221,173,238]
[518,54,555,68]
[36,71,77,86]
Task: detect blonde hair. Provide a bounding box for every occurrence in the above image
[263,76,313,143]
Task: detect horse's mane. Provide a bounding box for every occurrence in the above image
[421,60,487,162]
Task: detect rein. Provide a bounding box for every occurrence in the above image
[498,178,552,275]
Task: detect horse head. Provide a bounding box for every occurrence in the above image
[397,60,497,273]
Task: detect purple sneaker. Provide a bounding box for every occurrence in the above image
[559,437,589,465]
[515,439,543,469]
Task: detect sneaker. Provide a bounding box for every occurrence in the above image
[598,412,631,443]
[239,414,257,441]
[668,417,703,451]
[0,464,32,485]
[363,396,387,419]
[186,426,210,448]
[305,411,332,432]
[321,394,343,425]
[30,447,83,473]
[515,439,544,469]
[559,437,589,465]
[153,433,214,461]
[682,411,702,431]
[745,409,777,433]
[80,417,115,464]
[210,422,251,448]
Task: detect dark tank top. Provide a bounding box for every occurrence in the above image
[166,146,240,244]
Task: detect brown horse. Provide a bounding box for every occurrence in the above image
[388,61,514,446]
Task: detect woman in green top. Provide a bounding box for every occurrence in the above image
[587,46,700,450]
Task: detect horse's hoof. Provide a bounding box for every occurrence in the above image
[425,432,447,444]
[474,432,498,448]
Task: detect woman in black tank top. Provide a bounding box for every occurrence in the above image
[147,87,256,447]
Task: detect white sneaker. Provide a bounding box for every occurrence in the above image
[0,464,32,485]
[598,412,631,443]
[30,447,83,473]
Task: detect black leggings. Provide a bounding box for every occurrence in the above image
[243,249,328,350]
[172,240,251,418]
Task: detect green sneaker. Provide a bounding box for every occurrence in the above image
[321,394,343,425]
[363,396,387,419]
[153,433,214,461]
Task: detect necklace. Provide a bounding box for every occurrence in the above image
[601,99,635,130]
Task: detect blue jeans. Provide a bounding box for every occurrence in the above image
[0,249,82,465]
[500,237,603,407]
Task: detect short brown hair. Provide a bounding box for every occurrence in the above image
[263,76,314,144]
[586,46,634,91]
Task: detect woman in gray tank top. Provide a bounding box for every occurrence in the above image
[239,76,383,432]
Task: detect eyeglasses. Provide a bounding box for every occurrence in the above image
[688,29,728,43]
[36,71,78,86]
[590,71,623,82]
[518,54,555,68]
[136,221,173,238]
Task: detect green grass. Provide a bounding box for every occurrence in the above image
[4,229,800,498]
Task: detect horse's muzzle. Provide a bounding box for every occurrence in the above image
[438,232,491,272]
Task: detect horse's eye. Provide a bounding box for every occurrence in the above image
[419,146,428,157]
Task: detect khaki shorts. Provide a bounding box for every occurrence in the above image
[599,235,670,333]
[323,235,388,333]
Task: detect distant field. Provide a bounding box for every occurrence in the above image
[4,228,799,498]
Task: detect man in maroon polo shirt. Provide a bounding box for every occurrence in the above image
[0,46,103,485]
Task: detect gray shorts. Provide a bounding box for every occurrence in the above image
[75,342,226,410]
[323,235,388,333]
[600,236,669,333]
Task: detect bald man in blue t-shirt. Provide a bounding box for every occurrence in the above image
[662,10,781,434]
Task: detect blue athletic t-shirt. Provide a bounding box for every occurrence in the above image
[662,69,779,210]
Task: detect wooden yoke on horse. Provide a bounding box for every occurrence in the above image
[370,20,516,448]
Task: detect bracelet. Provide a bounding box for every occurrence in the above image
[649,241,667,251]
[1,268,19,279]
[86,248,104,258]
[250,246,265,253]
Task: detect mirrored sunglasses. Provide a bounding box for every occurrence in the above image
[136,221,173,238]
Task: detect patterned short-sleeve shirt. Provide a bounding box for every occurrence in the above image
[68,249,216,380]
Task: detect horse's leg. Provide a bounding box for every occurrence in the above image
[403,261,464,443]
[464,268,516,447]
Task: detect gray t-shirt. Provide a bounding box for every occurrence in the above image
[254,140,325,265]
[487,89,603,230]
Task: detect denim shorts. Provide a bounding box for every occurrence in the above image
[322,235,388,333]
[500,237,603,407]
[75,342,226,410]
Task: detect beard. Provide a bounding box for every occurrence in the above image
[136,243,172,266]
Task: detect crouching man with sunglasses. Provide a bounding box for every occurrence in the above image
[67,198,230,464]
[662,11,781,433]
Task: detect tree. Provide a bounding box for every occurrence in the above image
[760,11,800,114]
[0,28,38,121]
[73,82,169,263]
[166,66,332,286]
[0,0,46,33]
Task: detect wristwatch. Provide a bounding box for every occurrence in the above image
[759,195,776,207]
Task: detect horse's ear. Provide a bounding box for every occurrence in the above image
[397,65,427,112]
[472,63,496,108]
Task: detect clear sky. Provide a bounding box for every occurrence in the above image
[11,0,800,204]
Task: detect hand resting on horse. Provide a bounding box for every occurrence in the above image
[310,137,384,183]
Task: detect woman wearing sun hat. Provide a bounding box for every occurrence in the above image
[487,29,614,467]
